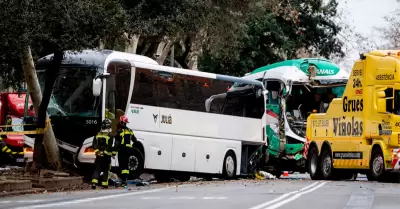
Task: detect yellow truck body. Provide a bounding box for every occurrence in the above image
[306,50,400,181]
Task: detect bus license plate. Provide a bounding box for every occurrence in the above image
[16,158,24,163]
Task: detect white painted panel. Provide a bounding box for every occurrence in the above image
[171,136,196,172]
[126,104,159,131]
[123,103,260,173]
[137,131,173,170]
[194,138,241,174]
[133,105,263,144]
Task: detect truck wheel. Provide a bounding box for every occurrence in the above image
[128,148,144,180]
[368,148,385,182]
[308,147,323,180]
[320,149,334,180]
[222,151,237,179]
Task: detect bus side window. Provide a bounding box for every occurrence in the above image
[131,68,157,106]
[157,71,181,109]
[210,97,224,114]
[222,96,242,116]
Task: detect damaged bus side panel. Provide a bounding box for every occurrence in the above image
[243,58,349,177]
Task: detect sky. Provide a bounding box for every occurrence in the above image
[336,0,399,69]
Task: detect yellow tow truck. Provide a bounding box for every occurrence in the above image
[306,50,400,182]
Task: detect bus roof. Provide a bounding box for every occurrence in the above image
[243,58,349,83]
[36,49,264,89]
[36,49,158,69]
[132,62,264,88]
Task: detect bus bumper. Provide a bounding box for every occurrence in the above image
[77,141,119,166]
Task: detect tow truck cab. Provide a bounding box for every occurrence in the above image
[307,50,400,181]
[0,93,34,165]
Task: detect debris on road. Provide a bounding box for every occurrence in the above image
[255,171,276,180]
[108,172,151,187]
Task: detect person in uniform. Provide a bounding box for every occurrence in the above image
[114,115,137,187]
[91,119,114,189]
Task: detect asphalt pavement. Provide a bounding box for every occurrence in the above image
[1,173,400,209]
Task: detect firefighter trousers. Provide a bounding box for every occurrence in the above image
[92,156,111,187]
[118,147,132,184]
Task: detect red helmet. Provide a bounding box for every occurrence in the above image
[120,115,129,123]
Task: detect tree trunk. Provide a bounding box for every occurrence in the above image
[140,42,151,55]
[156,37,173,65]
[99,39,105,50]
[123,33,140,54]
[20,45,61,171]
[187,28,207,71]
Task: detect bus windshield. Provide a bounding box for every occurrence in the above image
[37,67,99,117]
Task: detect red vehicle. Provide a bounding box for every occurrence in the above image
[0,92,34,165]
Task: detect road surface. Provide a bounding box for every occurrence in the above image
[1,174,399,209]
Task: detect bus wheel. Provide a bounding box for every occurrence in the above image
[222,151,237,179]
[320,149,334,180]
[368,148,385,182]
[128,148,144,180]
[308,147,322,180]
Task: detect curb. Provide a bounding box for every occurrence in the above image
[0,188,46,198]
[4,176,84,192]
[0,180,32,192]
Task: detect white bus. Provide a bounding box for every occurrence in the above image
[26,49,266,181]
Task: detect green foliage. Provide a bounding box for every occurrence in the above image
[0,0,346,87]
[0,0,126,89]
[200,0,344,76]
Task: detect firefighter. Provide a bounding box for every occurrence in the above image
[114,115,137,187]
[91,119,114,189]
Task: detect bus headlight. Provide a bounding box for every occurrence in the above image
[24,146,33,153]
[84,146,95,154]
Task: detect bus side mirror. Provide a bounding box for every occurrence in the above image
[93,78,102,97]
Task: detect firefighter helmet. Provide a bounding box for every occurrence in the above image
[120,115,129,123]
[101,119,112,130]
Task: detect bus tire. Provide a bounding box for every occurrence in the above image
[128,148,144,180]
[368,148,385,182]
[320,148,334,180]
[308,147,323,180]
[222,151,237,179]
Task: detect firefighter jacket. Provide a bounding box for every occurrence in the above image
[114,128,137,151]
[92,132,114,157]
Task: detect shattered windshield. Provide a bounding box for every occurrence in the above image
[37,67,99,117]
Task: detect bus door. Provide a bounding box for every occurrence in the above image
[105,61,132,135]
